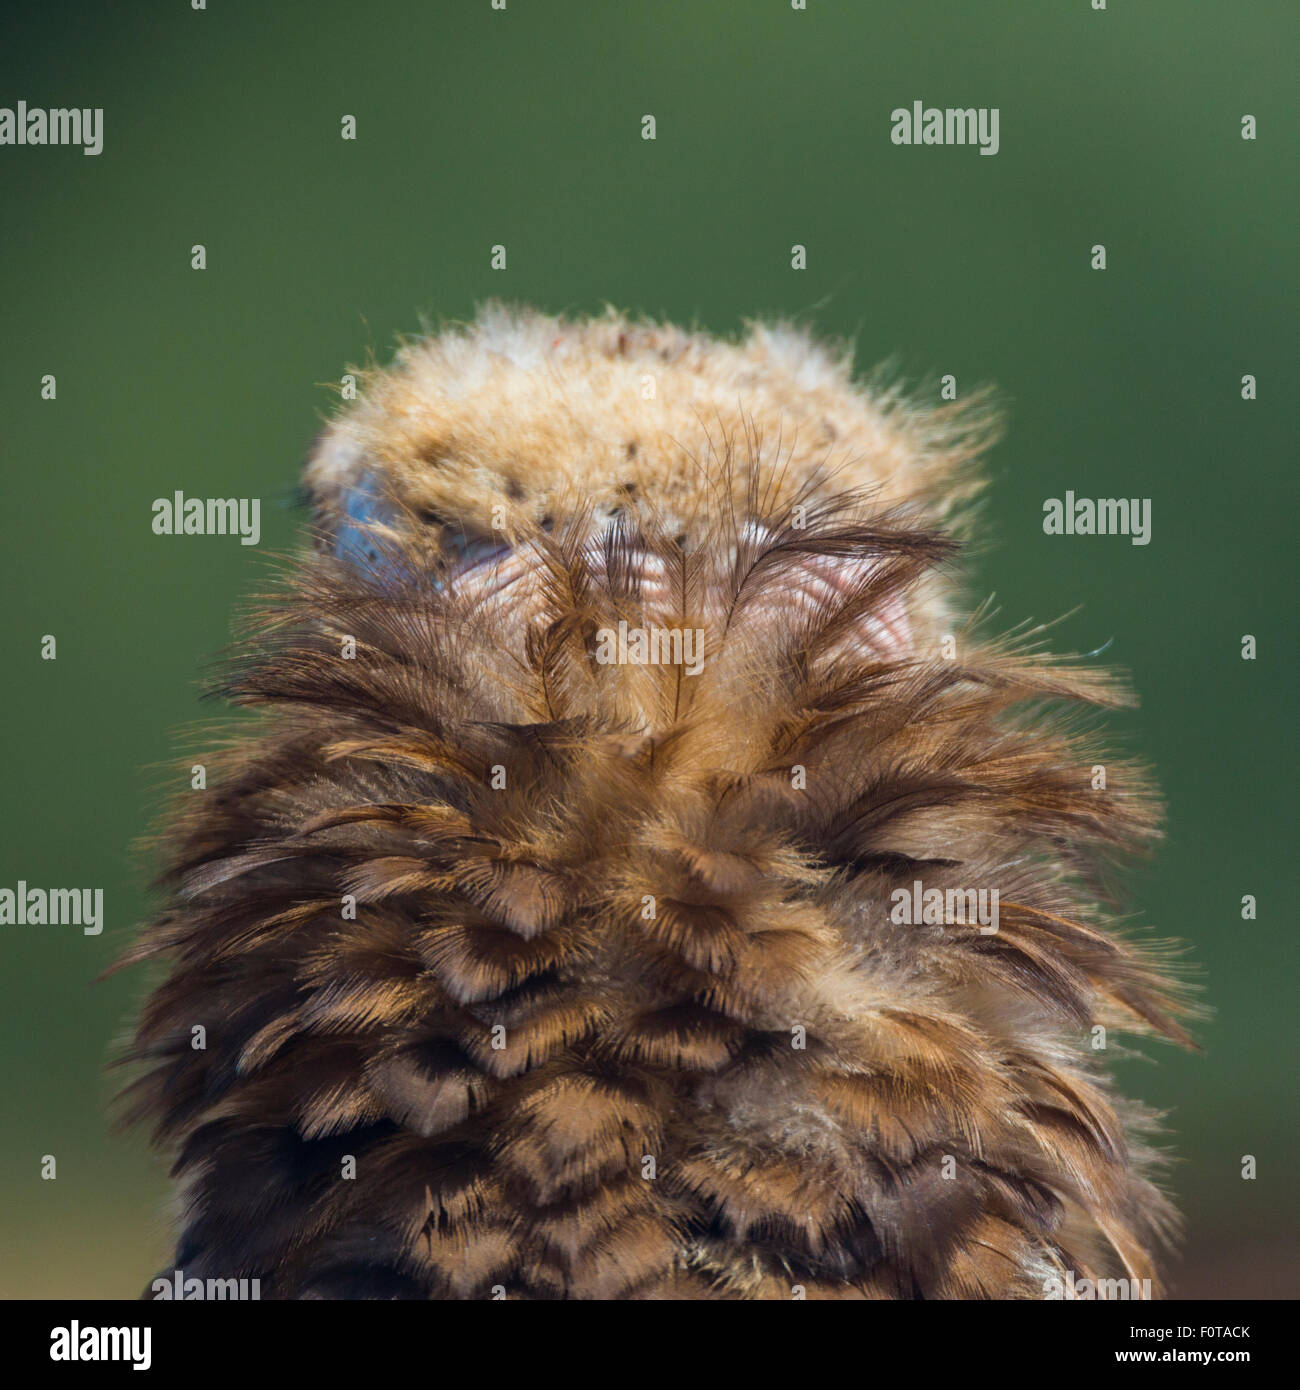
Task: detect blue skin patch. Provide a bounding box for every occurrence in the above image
[334,473,392,566]
[332,472,419,590]
[332,472,511,593]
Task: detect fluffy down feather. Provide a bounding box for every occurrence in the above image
[117,306,1192,1299]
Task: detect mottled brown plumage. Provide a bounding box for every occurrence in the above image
[119,306,1192,1299]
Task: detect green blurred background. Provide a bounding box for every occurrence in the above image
[1,1,1295,1298]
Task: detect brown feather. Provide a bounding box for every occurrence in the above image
[117,306,1194,1299]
